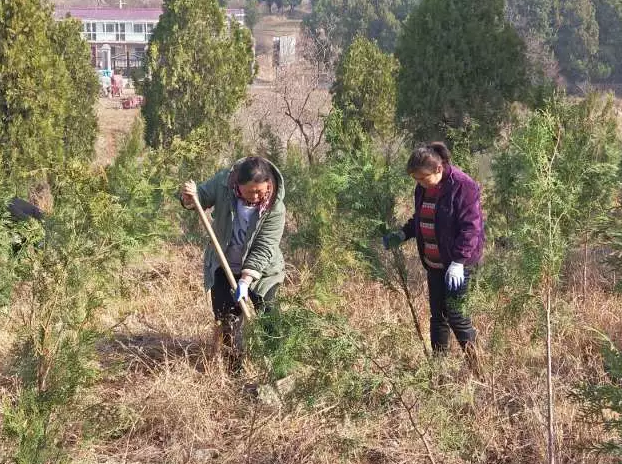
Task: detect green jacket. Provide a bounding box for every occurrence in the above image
[194,159,286,297]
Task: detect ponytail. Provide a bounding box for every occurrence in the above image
[428,142,451,164]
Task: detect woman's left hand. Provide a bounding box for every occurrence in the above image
[235,279,249,302]
[445,262,465,291]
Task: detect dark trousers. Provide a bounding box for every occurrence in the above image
[210,267,279,354]
[427,269,476,353]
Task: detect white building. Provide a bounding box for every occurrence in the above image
[54,7,245,74]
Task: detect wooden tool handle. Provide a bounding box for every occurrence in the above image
[191,191,253,321]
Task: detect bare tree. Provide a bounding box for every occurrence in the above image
[277,66,329,164]
[273,32,334,165]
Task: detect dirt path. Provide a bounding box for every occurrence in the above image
[93,94,141,167]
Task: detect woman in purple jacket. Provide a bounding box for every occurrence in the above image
[383,142,484,362]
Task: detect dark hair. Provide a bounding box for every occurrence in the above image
[237,156,275,185]
[406,142,451,174]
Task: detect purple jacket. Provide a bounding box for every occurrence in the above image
[402,164,484,268]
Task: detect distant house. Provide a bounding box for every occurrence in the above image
[54,7,245,74]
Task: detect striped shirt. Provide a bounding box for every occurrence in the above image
[419,185,444,269]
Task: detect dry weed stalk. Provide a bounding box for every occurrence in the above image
[391,248,431,359]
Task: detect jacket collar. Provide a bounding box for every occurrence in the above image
[438,164,457,197]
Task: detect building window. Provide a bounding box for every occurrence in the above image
[105,23,115,33]
[146,23,155,41]
[133,23,144,34]
[83,22,97,41]
[115,23,126,42]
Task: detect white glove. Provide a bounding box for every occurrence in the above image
[445,262,465,291]
[235,279,249,302]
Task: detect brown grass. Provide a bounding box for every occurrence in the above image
[4,193,616,464]
[31,238,613,464]
[1,233,620,463]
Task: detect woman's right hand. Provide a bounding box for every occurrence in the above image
[180,180,198,209]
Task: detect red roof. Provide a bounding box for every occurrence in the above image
[54,7,163,21]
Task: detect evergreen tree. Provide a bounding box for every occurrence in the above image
[490,93,621,462]
[142,0,254,149]
[50,17,99,164]
[553,0,601,81]
[244,0,259,31]
[0,1,99,193]
[0,0,68,189]
[572,339,622,457]
[493,93,620,247]
[331,37,399,141]
[283,0,302,13]
[506,0,555,41]
[506,0,622,82]
[593,0,622,80]
[303,0,418,59]
[396,0,529,142]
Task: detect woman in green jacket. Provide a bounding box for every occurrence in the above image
[180,157,286,364]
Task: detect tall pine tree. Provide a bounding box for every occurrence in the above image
[50,17,99,164]
[331,37,399,142]
[142,0,254,149]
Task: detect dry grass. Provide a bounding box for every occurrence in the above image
[4,197,617,463]
[1,240,620,463]
[25,238,611,464]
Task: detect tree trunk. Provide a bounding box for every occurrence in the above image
[546,186,556,464]
[583,232,588,306]
[545,169,555,464]
[546,282,555,464]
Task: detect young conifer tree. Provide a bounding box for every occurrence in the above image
[491,93,621,463]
